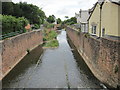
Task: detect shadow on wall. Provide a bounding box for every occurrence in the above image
[2,45,43,85]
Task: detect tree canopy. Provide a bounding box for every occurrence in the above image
[47,15,55,23]
[63,17,77,25]
[2,2,46,25]
[57,18,62,24]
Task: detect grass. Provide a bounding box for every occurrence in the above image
[43,30,59,48]
[43,40,59,48]
[43,30,57,41]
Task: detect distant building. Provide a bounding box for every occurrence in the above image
[88,0,120,37]
[75,9,90,33]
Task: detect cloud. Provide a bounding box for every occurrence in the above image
[12,0,97,20]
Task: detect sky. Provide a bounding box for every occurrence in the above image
[12,0,98,20]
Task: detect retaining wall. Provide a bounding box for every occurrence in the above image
[0,30,43,80]
[66,27,119,88]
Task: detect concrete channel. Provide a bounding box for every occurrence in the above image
[2,30,106,89]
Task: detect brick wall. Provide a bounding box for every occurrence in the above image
[66,27,119,88]
[0,30,43,80]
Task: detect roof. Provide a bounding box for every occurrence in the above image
[109,0,120,5]
[87,2,98,21]
[87,0,120,21]
[76,10,90,23]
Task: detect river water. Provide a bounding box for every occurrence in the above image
[2,30,103,89]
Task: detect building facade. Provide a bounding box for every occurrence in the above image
[75,10,90,33]
[88,0,120,37]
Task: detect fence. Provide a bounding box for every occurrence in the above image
[0,30,24,40]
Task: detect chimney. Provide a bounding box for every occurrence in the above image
[79,9,82,18]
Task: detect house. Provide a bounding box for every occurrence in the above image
[88,0,120,37]
[75,9,90,32]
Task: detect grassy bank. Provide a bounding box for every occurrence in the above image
[43,30,59,48]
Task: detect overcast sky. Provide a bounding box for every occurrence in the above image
[12,0,97,20]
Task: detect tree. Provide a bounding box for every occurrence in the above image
[2,2,14,15]
[65,16,69,19]
[2,2,46,25]
[57,18,62,24]
[63,17,77,25]
[47,15,55,23]
[13,3,23,17]
[70,17,77,23]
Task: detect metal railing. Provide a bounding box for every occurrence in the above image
[0,30,24,40]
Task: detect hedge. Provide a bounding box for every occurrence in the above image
[1,14,29,34]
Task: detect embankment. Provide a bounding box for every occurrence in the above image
[0,30,43,80]
[66,26,119,88]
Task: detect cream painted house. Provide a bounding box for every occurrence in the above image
[88,0,120,37]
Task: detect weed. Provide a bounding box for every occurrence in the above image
[114,65,118,73]
[27,49,30,54]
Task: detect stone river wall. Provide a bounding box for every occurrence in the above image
[66,26,119,88]
[0,30,43,80]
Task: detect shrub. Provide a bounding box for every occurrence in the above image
[33,24,40,29]
[27,49,30,54]
[114,65,118,73]
[44,40,59,47]
[2,15,29,34]
[46,24,54,29]
[84,33,90,38]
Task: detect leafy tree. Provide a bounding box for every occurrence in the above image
[13,3,23,17]
[2,15,29,34]
[65,16,69,19]
[2,2,14,15]
[2,2,46,25]
[63,17,77,25]
[57,18,62,24]
[47,15,55,23]
[70,17,77,23]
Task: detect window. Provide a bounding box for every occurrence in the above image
[92,25,96,34]
[102,28,105,36]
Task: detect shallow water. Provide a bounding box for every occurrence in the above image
[2,30,102,89]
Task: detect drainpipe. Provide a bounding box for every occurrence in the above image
[99,1,104,37]
[99,5,102,37]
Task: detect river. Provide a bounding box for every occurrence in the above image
[2,30,103,89]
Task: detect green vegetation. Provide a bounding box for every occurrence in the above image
[43,30,57,41]
[43,30,59,48]
[47,24,54,29]
[47,15,55,23]
[32,24,40,29]
[27,49,30,54]
[65,16,69,19]
[43,21,54,29]
[1,15,29,34]
[57,18,62,24]
[84,33,90,38]
[2,2,46,25]
[43,40,59,47]
[114,65,118,73]
[1,2,46,37]
[63,17,77,25]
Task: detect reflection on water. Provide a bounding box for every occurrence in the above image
[2,30,102,89]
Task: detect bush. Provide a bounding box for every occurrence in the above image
[2,15,29,34]
[44,30,57,41]
[47,24,54,29]
[44,40,59,47]
[33,24,40,29]
[84,33,90,38]
[43,22,54,29]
